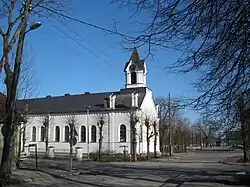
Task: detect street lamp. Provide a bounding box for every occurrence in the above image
[25,21,42,34]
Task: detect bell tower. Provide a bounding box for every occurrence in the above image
[124,48,147,89]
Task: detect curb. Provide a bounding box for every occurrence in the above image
[218,158,250,166]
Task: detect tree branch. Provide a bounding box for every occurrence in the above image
[0,28,4,37]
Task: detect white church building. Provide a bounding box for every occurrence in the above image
[17,48,160,157]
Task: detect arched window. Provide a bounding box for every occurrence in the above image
[91,125,96,142]
[120,124,126,142]
[65,126,70,142]
[41,126,45,142]
[55,126,60,142]
[32,126,36,142]
[81,126,86,142]
[131,72,137,84]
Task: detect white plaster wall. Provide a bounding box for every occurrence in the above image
[124,60,147,88]
[136,71,144,84]
[139,88,161,154]
[23,90,160,156]
[24,111,134,154]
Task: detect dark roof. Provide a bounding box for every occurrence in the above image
[124,47,145,72]
[16,87,147,115]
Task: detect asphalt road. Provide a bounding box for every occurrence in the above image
[11,150,250,187]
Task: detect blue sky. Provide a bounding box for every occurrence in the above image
[19,1,199,122]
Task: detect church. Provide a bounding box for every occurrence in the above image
[17,48,160,158]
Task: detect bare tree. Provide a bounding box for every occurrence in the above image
[130,110,140,161]
[152,120,158,158]
[196,118,222,148]
[143,116,154,159]
[17,47,39,100]
[96,115,106,161]
[112,0,250,145]
[38,114,52,158]
[6,47,39,164]
[236,92,250,162]
[155,96,181,155]
[172,117,191,152]
[0,0,70,181]
[0,46,38,99]
[64,115,78,170]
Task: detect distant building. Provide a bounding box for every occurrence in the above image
[226,131,242,146]
[17,48,161,157]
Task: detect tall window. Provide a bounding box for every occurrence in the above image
[120,124,126,142]
[131,72,137,84]
[91,125,96,142]
[65,126,70,142]
[81,126,86,142]
[55,126,60,142]
[32,126,36,142]
[41,126,45,142]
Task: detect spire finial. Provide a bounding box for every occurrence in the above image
[130,47,140,62]
[132,47,137,53]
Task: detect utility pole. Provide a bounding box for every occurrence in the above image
[168,93,172,156]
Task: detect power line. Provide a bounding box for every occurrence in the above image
[41,26,124,83]
[40,5,185,53]
[62,24,113,59]
[51,24,123,80]
[41,6,131,39]
[61,23,170,79]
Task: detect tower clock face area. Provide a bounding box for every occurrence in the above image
[129,64,136,71]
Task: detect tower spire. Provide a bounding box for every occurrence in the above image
[124,48,147,89]
[130,47,140,62]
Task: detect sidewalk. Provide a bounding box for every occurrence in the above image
[219,156,250,167]
[8,169,83,187]
[8,168,250,187]
[148,152,187,162]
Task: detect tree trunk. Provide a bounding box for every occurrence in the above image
[45,125,49,158]
[241,122,248,162]
[147,138,150,159]
[0,122,16,182]
[21,126,26,152]
[132,136,137,161]
[160,139,164,156]
[98,134,102,162]
[178,134,181,152]
[69,141,73,170]
[45,139,49,158]
[69,124,73,170]
[146,127,149,159]
[131,124,137,161]
[154,134,157,158]
[0,2,30,180]
[17,126,22,168]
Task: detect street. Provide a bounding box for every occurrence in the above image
[9,150,250,187]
